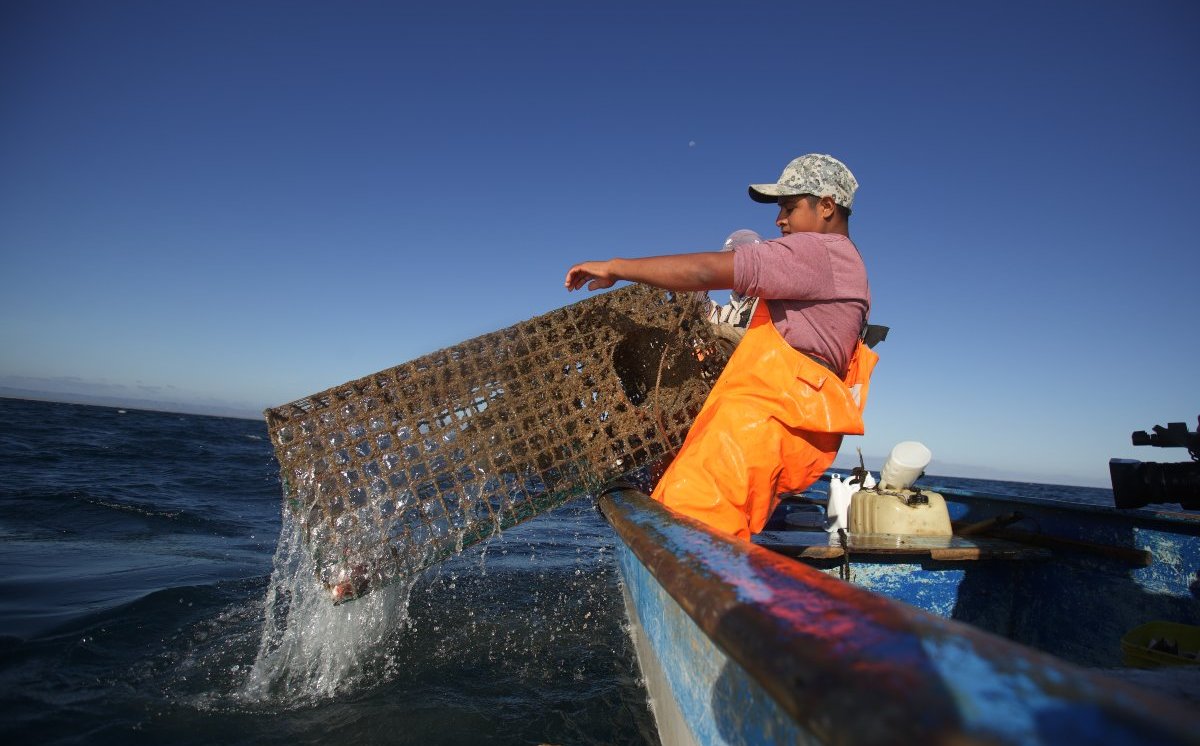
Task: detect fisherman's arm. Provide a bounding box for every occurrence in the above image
[564,252,735,292]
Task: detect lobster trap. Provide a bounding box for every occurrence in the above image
[264,285,732,602]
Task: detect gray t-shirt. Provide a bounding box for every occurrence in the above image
[732,232,869,376]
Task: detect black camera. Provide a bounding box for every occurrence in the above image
[1109,419,1200,510]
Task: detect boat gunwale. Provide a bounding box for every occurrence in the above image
[599,486,1200,745]
[935,487,1200,525]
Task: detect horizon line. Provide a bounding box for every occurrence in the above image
[2,390,1115,490]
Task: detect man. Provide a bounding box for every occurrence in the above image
[564,154,876,539]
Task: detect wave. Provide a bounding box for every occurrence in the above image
[1,578,271,738]
[2,487,265,539]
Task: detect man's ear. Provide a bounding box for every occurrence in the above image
[818,196,838,220]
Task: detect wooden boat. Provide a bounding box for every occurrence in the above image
[598,482,1200,745]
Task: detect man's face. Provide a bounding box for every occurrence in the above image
[776,195,828,235]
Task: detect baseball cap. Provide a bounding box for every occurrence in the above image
[748,154,858,209]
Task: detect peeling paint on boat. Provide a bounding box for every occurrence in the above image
[820,562,968,618]
[1133,528,1197,596]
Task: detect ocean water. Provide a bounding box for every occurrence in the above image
[0,398,654,744]
[0,397,1116,744]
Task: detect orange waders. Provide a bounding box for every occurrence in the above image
[651,302,878,539]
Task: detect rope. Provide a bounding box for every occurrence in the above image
[838,528,852,582]
[651,337,672,451]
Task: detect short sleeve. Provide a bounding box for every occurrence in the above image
[732,233,837,301]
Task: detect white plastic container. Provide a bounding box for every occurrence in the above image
[848,489,953,537]
[880,441,932,490]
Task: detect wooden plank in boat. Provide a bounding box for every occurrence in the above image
[754,530,1052,561]
[953,521,1155,566]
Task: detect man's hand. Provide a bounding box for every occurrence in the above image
[564,252,735,293]
[565,261,617,292]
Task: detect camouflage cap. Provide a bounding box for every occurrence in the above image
[748,154,858,209]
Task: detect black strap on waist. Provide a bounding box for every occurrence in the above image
[804,353,839,375]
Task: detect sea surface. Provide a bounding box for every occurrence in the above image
[0,397,1116,745]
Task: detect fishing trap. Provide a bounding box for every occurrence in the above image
[265,284,733,603]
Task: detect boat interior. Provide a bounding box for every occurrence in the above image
[753,484,1200,705]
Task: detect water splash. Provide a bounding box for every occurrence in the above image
[240,506,417,703]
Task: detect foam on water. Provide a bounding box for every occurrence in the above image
[240,506,418,703]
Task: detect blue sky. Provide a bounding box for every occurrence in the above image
[2,0,1197,486]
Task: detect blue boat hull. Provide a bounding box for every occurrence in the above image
[615,538,810,746]
[600,487,1200,745]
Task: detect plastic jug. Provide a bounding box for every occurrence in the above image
[880,441,931,490]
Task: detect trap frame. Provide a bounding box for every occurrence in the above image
[265,284,732,602]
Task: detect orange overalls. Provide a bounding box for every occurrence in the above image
[651,302,878,539]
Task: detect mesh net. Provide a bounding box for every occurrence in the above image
[264,285,733,603]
